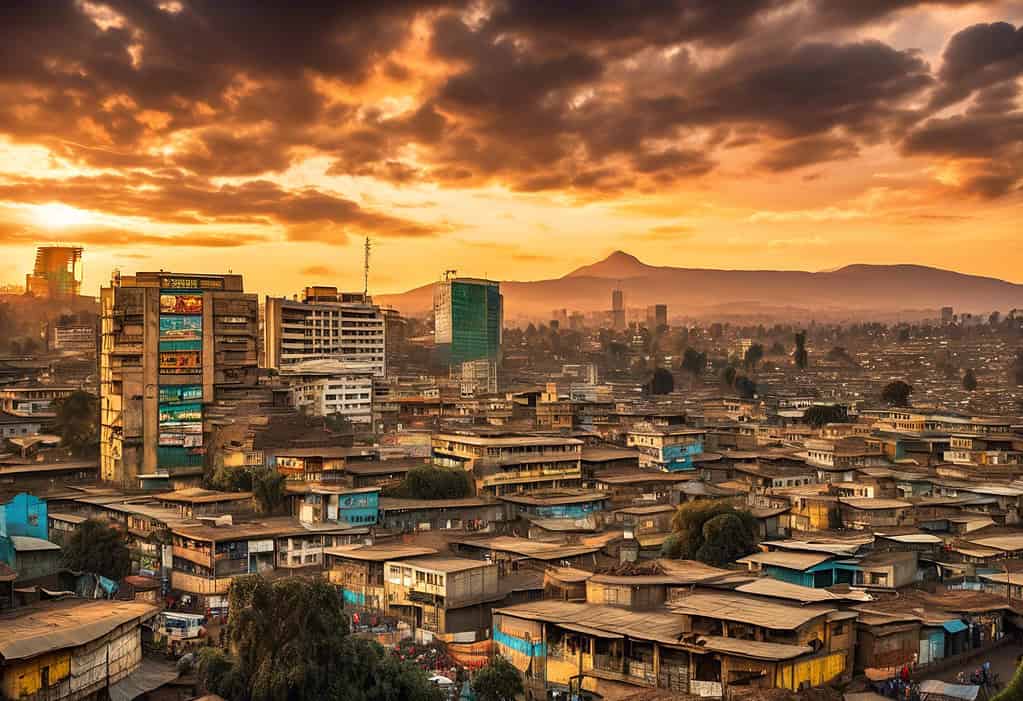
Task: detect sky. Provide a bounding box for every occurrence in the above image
[1,1,1022,298]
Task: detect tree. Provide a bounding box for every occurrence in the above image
[734,375,757,399]
[695,513,758,566]
[1012,350,1023,386]
[662,501,757,566]
[962,368,978,391]
[793,331,808,369]
[52,390,100,457]
[63,519,131,580]
[991,659,1023,701]
[721,366,737,389]
[881,380,913,407]
[198,575,442,701]
[251,467,286,515]
[383,465,472,500]
[743,343,764,371]
[472,655,524,701]
[803,404,848,428]
[681,348,706,378]
[647,367,674,395]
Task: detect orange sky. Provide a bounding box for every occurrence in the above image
[1,1,1022,297]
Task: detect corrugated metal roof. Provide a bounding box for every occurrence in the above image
[0,599,158,661]
[668,590,836,630]
[9,536,61,552]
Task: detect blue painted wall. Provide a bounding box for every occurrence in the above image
[337,490,379,525]
[528,500,608,519]
[662,442,703,472]
[0,493,48,540]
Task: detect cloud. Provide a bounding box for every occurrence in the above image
[757,135,860,172]
[299,265,336,277]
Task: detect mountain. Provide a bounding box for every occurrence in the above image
[374,252,1023,321]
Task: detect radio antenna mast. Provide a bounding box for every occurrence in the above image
[363,237,371,298]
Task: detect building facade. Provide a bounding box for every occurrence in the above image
[433,278,502,368]
[100,272,259,487]
[264,287,386,377]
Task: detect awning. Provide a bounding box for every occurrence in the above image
[558,622,625,639]
[942,620,968,634]
[108,659,179,701]
[918,680,979,701]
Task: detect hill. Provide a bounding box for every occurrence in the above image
[374,252,1023,321]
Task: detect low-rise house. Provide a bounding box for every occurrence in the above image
[626,425,706,472]
[451,536,603,573]
[385,555,500,642]
[838,498,914,530]
[377,497,504,533]
[324,543,438,613]
[0,536,62,583]
[499,490,609,521]
[152,488,255,519]
[0,599,158,701]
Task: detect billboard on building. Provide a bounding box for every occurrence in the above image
[160,293,203,315]
[159,315,202,352]
[160,350,201,373]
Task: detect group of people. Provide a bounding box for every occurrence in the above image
[956,661,999,689]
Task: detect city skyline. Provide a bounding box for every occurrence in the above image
[1,2,1023,297]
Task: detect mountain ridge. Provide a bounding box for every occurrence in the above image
[374,251,1023,320]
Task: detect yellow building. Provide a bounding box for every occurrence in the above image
[0,599,157,701]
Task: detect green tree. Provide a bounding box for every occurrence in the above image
[734,375,757,399]
[695,513,758,566]
[721,365,737,389]
[662,501,757,566]
[52,390,100,457]
[803,404,848,428]
[962,368,978,391]
[881,380,913,407]
[743,343,764,371]
[62,519,131,580]
[383,465,472,500]
[472,655,524,701]
[681,348,707,378]
[251,467,287,515]
[793,331,808,369]
[991,659,1023,701]
[198,575,442,701]
[647,367,675,395]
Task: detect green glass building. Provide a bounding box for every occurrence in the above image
[434,278,502,366]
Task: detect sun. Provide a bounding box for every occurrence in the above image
[31,202,93,229]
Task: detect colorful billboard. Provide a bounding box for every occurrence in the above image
[160,293,203,315]
[158,385,202,403]
[159,402,202,423]
[160,315,202,352]
[160,350,201,373]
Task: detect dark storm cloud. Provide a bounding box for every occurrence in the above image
[930,22,1023,109]
[757,135,860,172]
[0,0,1017,214]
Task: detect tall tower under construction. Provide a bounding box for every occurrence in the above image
[26,246,83,299]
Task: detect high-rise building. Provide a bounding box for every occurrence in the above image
[646,304,668,330]
[26,246,83,299]
[433,278,502,367]
[611,288,625,330]
[941,306,954,324]
[264,286,386,378]
[100,271,259,487]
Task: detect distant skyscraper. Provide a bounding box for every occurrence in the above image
[646,304,668,330]
[611,288,625,330]
[434,278,502,367]
[100,271,258,487]
[941,306,954,324]
[26,246,82,299]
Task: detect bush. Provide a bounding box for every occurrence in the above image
[383,465,473,500]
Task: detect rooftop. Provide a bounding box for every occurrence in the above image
[0,599,158,661]
[323,544,438,562]
[668,589,835,629]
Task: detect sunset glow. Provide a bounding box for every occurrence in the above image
[0,1,1021,297]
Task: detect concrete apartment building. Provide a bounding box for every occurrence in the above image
[284,359,376,423]
[264,287,386,378]
[99,271,259,488]
[432,429,583,495]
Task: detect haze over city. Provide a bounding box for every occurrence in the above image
[4,4,1023,701]
[1,1,1023,297]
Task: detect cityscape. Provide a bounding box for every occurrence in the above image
[2,3,1023,701]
